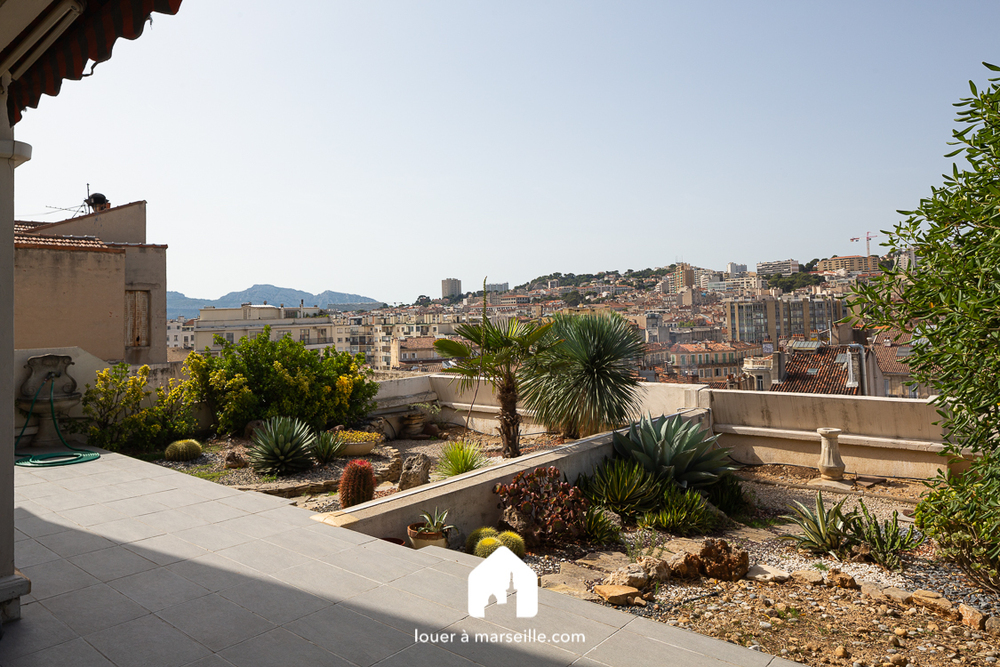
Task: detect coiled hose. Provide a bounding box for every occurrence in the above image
[14,374,99,467]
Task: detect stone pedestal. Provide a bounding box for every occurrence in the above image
[817,427,845,480]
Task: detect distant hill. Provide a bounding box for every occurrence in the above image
[167,284,380,319]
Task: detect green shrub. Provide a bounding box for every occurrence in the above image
[638,484,717,536]
[185,325,379,435]
[849,499,925,572]
[247,416,316,476]
[312,431,347,464]
[576,458,661,520]
[339,459,376,508]
[497,531,526,557]
[584,506,622,544]
[436,441,489,477]
[493,466,588,546]
[466,526,499,554]
[707,475,755,519]
[474,537,503,558]
[915,454,1000,591]
[613,413,739,489]
[779,492,854,556]
[164,439,202,461]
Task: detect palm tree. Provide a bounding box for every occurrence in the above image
[521,312,645,439]
[433,315,554,458]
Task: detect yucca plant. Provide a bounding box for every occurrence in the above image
[248,416,316,476]
[638,484,718,536]
[312,431,347,465]
[779,491,855,556]
[576,458,661,520]
[848,499,925,571]
[613,413,739,489]
[436,440,489,477]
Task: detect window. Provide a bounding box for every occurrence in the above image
[300,329,310,344]
[173,335,178,341]
[224,332,234,344]
[715,368,720,376]
[756,376,764,391]
[125,290,150,347]
[183,336,189,343]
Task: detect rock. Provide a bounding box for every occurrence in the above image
[894,627,908,637]
[422,423,441,436]
[243,420,265,440]
[985,615,1000,635]
[663,538,705,555]
[575,551,631,574]
[632,597,647,607]
[774,602,788,613]
[926,622,939,632]
[826,569,859,590]
[759,621,772,630]
[860,580,886,600]
[697,538,749,581]
[666,551,703,579]
[913,589,960,620]
[559,562,601,582]
[594,507,623,530]
[889,655,907,666]
[636,556,671,583]
[959,603,986,630]
[882,588,914,605]
[224,450,248,469]
[540,574,599,602]
[603,564,649,589]
[746,563,790,583]
[398,454,431,491]
[791,570,825,586]
[593,584,639,605]
[834,646,849,659]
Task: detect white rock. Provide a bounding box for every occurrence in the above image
[746,563,791,583]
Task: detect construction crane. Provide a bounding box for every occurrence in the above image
[850,232,879,257]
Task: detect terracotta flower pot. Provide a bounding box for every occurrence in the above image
[407,522,448,550]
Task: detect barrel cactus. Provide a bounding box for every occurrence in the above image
[497,531,526,557]
[247,416,316,476]
[164,439,202,462]
[474,536,503,559]
[339,459,376,508]
[465,526,499,554]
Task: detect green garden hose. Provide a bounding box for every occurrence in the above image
[14,374,99,467]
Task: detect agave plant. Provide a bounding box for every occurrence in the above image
[248,416,316,476]
[638,483,718,536]
[779,491,855,556]
[312,430,347,465]
[576,458,662,520]
[436,440,489,477]
[613,413,739,489]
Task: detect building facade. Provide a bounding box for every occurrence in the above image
[816,255,880,273]
[442,278,462,298]
[725,296,845,344]
[755,259,801,277]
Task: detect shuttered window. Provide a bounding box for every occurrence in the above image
[125,290,150,348]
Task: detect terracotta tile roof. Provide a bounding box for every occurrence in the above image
[14,233,116,251]
[13,221,48,233]
[870,330,914,376]
[399,336,440,350]
[771,344,860,396]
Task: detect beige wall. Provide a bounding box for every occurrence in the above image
[36,201,146,244]
[119,245,167,365]
[14,246,126,361]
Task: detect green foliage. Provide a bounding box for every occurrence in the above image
[707,475,755,519]
[493,466,588,545]
[612,413,739,489]
[521,313,645,438]
[185,325,378,435]
[637,484,717,536]
[474,537,503,558]
[339,459,376,508]
[415,507,454,534]
[312,431,347,465]
[436,441,489,477]
[576,458,661,520]
[466,527,499,554]
[164,439,202,461]
[766,272,825,292]
[848,499,925,572]
[846,64,1000,456]
[247,416,316,476]
[779,492,855,556]
[915,452,1000,592]
[76,363,196,452]
[497,531,526,557]
[584,506,622,545]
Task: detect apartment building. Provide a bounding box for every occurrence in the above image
[756,259,801,277]
[389,336,445,371]
[167,318,195,349]
[670,341,762,381]
[484,282,508,293]
[442,278,462,298]
[816,255,881,273]
[725,295,844,344]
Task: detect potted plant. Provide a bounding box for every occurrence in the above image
[407,507,454,549]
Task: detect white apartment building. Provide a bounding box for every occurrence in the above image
[756,259,801,277]
[166,318,195,349]
[442,278,462,298]
[484,282,508,293]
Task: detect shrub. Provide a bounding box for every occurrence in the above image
[915,454,1000,591]
[185,325,379,435]
[779,492,855,557]
[247,416,316,476]
[474,537,503,558]
[164,439,202,461]
[312,431,347,464]
[436,441,489,477]
[494,466,588,546]
[707,475,755,519]
[613,413,739,489]
[849,499,925,572]
[576,458,661,520]
[584,506,622,545]
[497,531,526,557]
[638,484,718,536]
[340,430,383,445]
[466,527,499,554]
[339,459,376,508]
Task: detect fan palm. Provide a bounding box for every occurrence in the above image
[521,312,645,438]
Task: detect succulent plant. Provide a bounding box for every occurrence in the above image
[779,491,855,556]
[164,439,202,462]
[613,413,739,489]
[638,484,718,536]
[339,459,376,508]
[436,440,489,477]
[312,431,347,464]
[465,526,499,553]
[247,417,316,476]
[494,466,588,546]
[497,531,526,557]
[415,507,453,535]
[848,499,925,572]
[474,536,503,558]
[576,457,662,520]
[339,430,383,445]
[584,506,622,545]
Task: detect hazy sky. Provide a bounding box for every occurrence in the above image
[12,2,1000,304]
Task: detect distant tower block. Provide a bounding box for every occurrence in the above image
[442,278,462,299]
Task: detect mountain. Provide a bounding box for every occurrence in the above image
[167,284,380,320]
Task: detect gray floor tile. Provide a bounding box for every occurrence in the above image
[177,501,250,526]
[167,552,267,593]
[374,642,478,667]
[271,560,379,602]
[429,559,476,580]
[81,484,137,504]
[123,533,210,566]
[35,529,115,559]
[16,514,78,538]
[214,513,296,539]
[157,593,275,652]
[321,545,425,583]
[89,517,167,543]
[261,526,355,559]
[110,567,211,612]
[302,522,376,545]
[482,593,620,653]
[14,538,61,568]
[13,500,56,518]
[621,617,773,667]
[113,478,179,498]
[340,584,467,634]
[69,545,159,582]
[57,503,128,527]
[40,583,148,636]
[14,528,30,542]
[216,491,292,514]
[441,616,582,666]
[420,545,482,567]
[176,655,238,667]
[171,481,243,501]
[536,589,634,628]
[30,491,97,512]
[220,576,331,624]
[6,636,115,667]
[219,627,353,667]
[581,629,735,667]
[360,538,443,566]
[19,558,100,600]
[285,604,414,666]
[216,539,310,572]
[105,495,172,517]
[139,508,211,533]
[255,505,323,527]
[140,488,214,508]
[86,613,212,667]
[389,566,473,609]
[0,601,78,661]
[173,524,254,552]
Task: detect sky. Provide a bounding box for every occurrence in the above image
[11,1,1000,305]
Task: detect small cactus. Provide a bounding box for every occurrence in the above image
[339,459,376,508]
[474,536,502,559]
[164,439,202,462]
[497,531,526,557]
[465,526,498,554]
